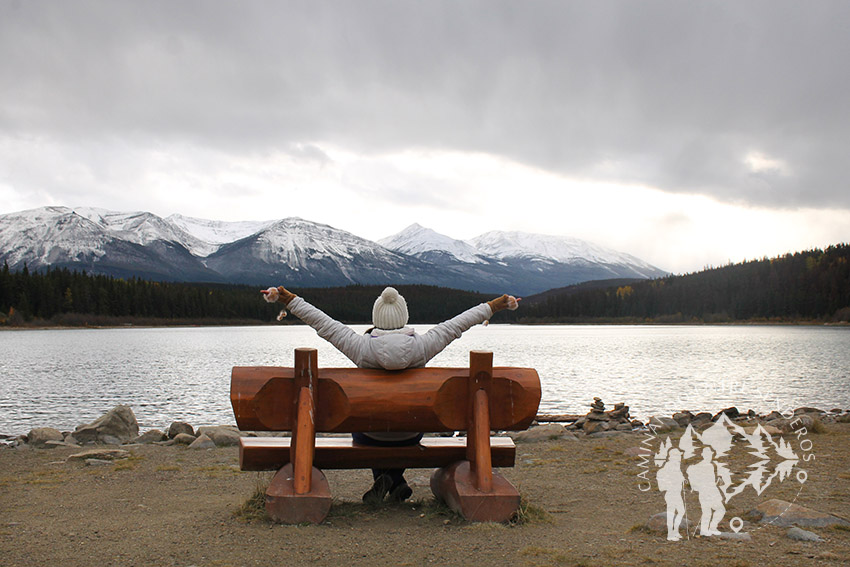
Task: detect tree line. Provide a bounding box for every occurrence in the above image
[518,244,850,323]
[0,263,494,326]
[2,243,848,326]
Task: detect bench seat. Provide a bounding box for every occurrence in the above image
[240,436,517,471]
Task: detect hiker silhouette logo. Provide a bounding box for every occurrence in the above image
[639,413,813,541]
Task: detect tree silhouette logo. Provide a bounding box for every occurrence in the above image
[645,414,809,541]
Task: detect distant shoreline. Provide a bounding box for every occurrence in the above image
[2,316,848,330]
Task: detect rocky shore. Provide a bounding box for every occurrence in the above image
[4,399,849,451]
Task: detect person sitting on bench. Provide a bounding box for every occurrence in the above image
[261,285,519,504]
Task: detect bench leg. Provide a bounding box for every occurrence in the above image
[430,461,521,523]
[265,463,332,524]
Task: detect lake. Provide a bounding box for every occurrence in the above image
[1,324,848,436]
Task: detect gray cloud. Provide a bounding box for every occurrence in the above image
[1,0,848,209]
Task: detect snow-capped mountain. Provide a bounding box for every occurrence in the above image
[166,214,277,256]
[378,224,667,291]
[0,207,220,281]
[378,223,486,264]
[204,218,442,287]
[469,230,663,279]
[0,207,666,294]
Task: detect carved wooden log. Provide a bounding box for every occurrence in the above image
[231,364,540,434]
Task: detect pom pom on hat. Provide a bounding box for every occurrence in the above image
[372,287,409,330]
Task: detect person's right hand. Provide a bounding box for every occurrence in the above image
[487,294,520,313]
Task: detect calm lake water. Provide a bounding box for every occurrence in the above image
[1,324,849,436]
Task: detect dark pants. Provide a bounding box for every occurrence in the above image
[351,432,424,487]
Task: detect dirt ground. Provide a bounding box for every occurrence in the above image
[1,424,849,567]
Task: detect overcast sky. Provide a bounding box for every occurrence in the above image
[1,1,848,273]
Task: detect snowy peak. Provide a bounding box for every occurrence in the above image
[472,231,627,264]
[378,224,485,264]
[166,214,277,255]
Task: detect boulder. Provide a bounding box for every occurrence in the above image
[197,426,242,447]
[171,433,197,445]
[26,427,64,448]
[690,412,713,426]
[132,429,167,444]
[188,434,216,449]
[646,416,679,433]
[510,423,569,442]
[168,421,194,439]
[794,407,824,416]
[583,420,610,434]
[752,499,850,528]
[73,405,139,445]
[671,411,693,427]
[712,407,740,421]
[787,527,823,542]
[66,448,130,462]
[778,414,822,434]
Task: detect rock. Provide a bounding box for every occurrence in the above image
[606,403,630,421]
[590,397,605,412]
[615,423,633,431]
[835,413,850,424]
[510,423,569,442]
[794,407,824,415]
[713,407,740,421]
[85,459,113,467]
[73,405,139,445]
[26,427,64,448]
[764,410,785,421]
[745,424,782,436]
[200,426,242,447]
[647,416,679,433]
[171,433,197,445]
[168,421,195,439]
[43,440,81,449]
[583,420,610,434]
[132,429,167,444]
[188,434,216,449]
[786,527,823,542]
[778,414,822,434]
[586,411,608,422]
[752,499,850,528]
[690,412,713,426]
[66,448,130,462]
[99,434,123,446]
[671,411,693,427]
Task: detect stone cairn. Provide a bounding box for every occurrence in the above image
[570,397,634,434]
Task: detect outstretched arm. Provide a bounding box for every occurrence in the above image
[421,294,520,363]
[261,286,365,366]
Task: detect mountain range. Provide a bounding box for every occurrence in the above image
[0,206,666,295]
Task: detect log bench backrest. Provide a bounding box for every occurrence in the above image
[231,350,541,434]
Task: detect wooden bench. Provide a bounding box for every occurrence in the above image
[230,348,541,524]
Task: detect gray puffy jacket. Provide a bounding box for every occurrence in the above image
[287,297,493,370]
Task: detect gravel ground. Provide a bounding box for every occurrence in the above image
[1,424,849,567]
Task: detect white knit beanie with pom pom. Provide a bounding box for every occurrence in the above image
[372,287,409,330]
